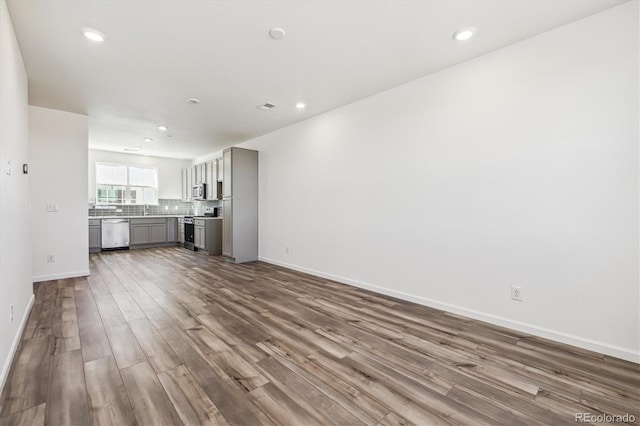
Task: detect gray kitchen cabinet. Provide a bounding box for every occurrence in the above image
[167,218,178,242]
[181,169,185,201]
[130,218,175,248]
[90,217,179,251]
[205,160,219,200]
[130,224,150,245]
[205,160,212,183]
[216,157,223,182]
[195,163,204,184]
[194,218,222,254]
[178,218,185,243]
[222,149,232,198]
[221,147,257,263]
[222,198,232,257]
[181,168,186,201]
[188,167,193,200]
[194,221,205,249]
[89,219,101,252]
[206,219,222,254]
[182,168,193,201]
[149,223,167,243]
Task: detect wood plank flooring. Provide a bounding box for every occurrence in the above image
[0,247,638,425]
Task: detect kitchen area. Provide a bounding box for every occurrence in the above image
[88,147,258,263]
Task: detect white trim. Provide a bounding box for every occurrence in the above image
[32,270,89,283]
[0,294,35,394]
[259,256,639,364]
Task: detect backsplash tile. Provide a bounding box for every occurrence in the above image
[88,199,221,217]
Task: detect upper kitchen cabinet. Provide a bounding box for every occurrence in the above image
[181,168,192,201]
[195,163,205,184]
[222,148,232,198]
[205,160,220,200]
[217,157,223,182]
[183,160,222,201]
[221,147,258,263]
[181,166,197,201]
[182,166,197,201]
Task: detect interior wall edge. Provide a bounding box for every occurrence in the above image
[0,0,33,389]
[0,294,34,395]
[259,256,639,364]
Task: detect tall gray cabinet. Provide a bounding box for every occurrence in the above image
[222,147,258,263]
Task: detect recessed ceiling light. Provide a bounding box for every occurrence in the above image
[143,138,153,142]
[269,27,286,40]
[185,97,200,104]
[257,103,276,111]
[82,28,105,42]
[295,102,306,109]
[157,125,168,131]
[453,27,476,41]
[124,147,140,152]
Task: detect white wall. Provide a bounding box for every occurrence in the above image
[30,106,89,282]
[240,2,639,362]
[0,0,33,391]
[193,150,223,166]
[88,150,191,200]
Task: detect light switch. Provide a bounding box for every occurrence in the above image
[5,160,11,176]
[46,203,59,212]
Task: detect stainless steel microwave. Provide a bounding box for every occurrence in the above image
[192,183,206,200]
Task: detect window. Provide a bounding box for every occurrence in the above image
[96,163,158,205]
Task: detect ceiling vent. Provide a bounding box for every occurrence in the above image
[257,103,276,111]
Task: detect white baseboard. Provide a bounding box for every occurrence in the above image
[32,269,90,283]
[0,294,35,394]
[259,256,639,364]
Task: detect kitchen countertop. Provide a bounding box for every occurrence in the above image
[89,215,223,220]
[89,215,186,219]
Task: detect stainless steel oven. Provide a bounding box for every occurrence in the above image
[183,216,195,250]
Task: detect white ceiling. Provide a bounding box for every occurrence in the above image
[7,0,626,160]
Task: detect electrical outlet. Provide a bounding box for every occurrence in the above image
[46,203,59,212]
[511,286,523,301]
[285,246,290,254]
[10,304,13,322]
[47,254,56,263]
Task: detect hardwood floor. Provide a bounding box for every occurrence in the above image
[0,247,638,425]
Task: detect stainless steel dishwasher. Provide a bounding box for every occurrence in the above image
[101,218,130,249]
